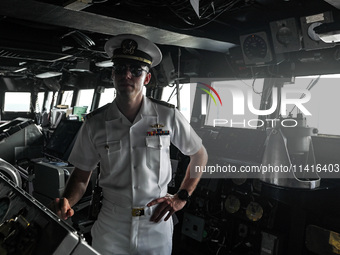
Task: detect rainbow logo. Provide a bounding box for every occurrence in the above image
[198,82,222,106]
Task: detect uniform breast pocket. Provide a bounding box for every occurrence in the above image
[145,136,170,171]
[98,141,121,155]
[97,141,121,170]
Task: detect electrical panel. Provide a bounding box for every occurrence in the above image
[270,18,302,54]
[300,12,335,50]
[181,212,206,242]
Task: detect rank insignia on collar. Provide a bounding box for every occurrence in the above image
[147,123,169,136]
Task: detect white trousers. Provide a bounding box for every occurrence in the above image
[91,199,173,255]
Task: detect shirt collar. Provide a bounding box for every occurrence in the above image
[105,100,121,121]
[105,95,157,122]
[139,96,157,117]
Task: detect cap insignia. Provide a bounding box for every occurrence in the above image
[122,39,138,55]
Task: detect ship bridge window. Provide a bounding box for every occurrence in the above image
[35,92,45,113]
[76,89,94,113]
[61,90,74,107]
[45,91,59,112]
[98,88,116,108]
[286,74,340,136]
[195,75,340,135]
[4,92,31,112]
[204,78,264,129]
[161,83,191,122]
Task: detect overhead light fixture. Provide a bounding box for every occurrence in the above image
[95,60,113,67]
[35,72,62,79]
[14,67,27,73]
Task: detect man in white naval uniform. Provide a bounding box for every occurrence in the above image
[52,34,208,255]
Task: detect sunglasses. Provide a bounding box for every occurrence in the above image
[113,64,148,77]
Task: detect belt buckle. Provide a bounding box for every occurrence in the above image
[132,207,145,217]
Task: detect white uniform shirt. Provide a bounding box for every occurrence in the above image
[68,96,202,208]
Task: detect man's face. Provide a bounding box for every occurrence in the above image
[112,62,151,99]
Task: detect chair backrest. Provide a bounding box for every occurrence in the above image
[0,158,22,188]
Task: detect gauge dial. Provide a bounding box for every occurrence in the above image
[276,26,293,45]
[225,195,241,214]
[246,201,263,221]
[242,34,268,60]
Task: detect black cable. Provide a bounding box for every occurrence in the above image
[166,3,196,26]
[167,84,183,102]
[171,0,243,30]
[252,77,262,95]
[288,75,320,115]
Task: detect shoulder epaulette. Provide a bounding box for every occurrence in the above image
[85,103,110,120]
[148,97,175,108]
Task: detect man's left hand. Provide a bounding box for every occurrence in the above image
[147,194,187,222]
